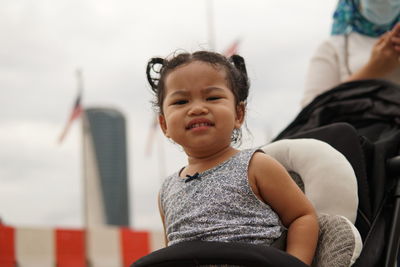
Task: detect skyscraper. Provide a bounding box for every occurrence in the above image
[82,107,130,227]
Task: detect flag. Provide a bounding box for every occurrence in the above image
[58,92,83,143]
[223,39,241,57]
[144,115,159,156]
[58,69,84,144]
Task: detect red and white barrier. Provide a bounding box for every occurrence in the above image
[0,224,163,267]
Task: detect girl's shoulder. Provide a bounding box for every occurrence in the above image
[250,149,277,164]
[249,150,288,180]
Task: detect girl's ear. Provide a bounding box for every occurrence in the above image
[158,114,169,137]
[235,102,245,129]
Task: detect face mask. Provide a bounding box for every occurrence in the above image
[360,0,400,25]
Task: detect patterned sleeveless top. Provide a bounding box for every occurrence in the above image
[159,148,284,246]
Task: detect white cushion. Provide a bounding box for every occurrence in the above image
[261,138,358,223]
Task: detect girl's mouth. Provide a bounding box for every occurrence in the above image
[186,119,214,130]
[188,122,213,129]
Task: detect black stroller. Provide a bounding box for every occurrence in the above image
[132,79,400,267]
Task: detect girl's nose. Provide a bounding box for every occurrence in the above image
[187,102,208,116]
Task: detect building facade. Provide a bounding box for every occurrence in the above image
[82,107,130,226]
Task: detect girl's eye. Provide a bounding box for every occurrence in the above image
[172,100,188,105]
[207,96,221,101]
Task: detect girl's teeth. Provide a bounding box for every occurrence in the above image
[192,123,209,128]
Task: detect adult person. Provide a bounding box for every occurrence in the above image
[301,0,400,107]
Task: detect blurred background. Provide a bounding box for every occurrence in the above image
[0,0,337,231]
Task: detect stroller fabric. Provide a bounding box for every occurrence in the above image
[275,79,400,216]
[131,240,308,267]
[274,79,400,267]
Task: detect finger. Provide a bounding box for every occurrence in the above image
[392,22,400,36]
[381,29,399,49]
[388,23,400,41]
[392,36,400,45]
[380,31,390,39]
[375,32,393,50]
[376,32,389,46]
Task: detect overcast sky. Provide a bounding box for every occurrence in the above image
[0,0,337,230]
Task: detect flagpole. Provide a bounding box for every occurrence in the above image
[58,69,84,143]
[76,68,84,97]
[206,0,216,51]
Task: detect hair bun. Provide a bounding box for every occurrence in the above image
[229,55,249,102]
[230,55,247,77]
[146,57,165,92]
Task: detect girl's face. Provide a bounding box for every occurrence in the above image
[159,61,244,155]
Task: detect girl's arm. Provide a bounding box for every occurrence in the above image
[158,192,168,246]
[249,152,319,266]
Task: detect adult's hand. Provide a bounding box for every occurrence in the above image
[346,22,400,81]
[392,22,400,53]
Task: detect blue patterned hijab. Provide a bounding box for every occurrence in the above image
[331,0,400,37]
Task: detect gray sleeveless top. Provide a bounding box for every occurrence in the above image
[160,149,284,246]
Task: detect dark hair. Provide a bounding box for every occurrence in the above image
[146,50,250,144]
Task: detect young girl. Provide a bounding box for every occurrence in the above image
[146,51,319,266]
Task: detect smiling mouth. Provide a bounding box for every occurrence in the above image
[186,122,214,130]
